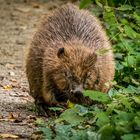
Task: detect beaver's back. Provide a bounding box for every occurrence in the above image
[26,4,114,101]
[32,4,109,50]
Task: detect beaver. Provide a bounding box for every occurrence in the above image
[26,4,114,114]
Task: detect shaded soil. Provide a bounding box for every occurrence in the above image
[0,0,71,139]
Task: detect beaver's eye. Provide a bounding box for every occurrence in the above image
[83,72,90,83]
[65,71,72,78]
[65,71,74,80]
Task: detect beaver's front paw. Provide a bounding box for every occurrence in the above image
[35,98,66,116]
[35,98,50,116]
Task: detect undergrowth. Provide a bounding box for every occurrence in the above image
[36,91,140,140]
[35,0,140,139]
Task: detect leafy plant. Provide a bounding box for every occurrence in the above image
[37,91,140,140]
[102,5,140,88]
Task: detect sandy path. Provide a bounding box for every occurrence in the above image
[0,0,66,139]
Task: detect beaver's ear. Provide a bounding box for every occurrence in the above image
[57,47,65,58]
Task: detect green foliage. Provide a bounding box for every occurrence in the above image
[35,118,45,127]
[80,0,92,9]
[83,90,110,103]
[48,107,63,111]
[38,91,140,140]
[56,106,85,125]
[79,0,140,7]
[102,5,140,87]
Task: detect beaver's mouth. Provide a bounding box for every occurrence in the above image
[69,90,83,98]
[53,89,69,102]
[68,90,84,104]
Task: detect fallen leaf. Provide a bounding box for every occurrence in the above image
[5,63,14,69]
[20,26,27,30]
[20,96,31,102]
[0,119,9,122]
[8,112,21,121]
[32,3,40,8]
[8,113,15,120]
[10,79,17,82]
[3,85,12,90]
[15,7,30,13]
[67,100,75,108]
[0,133,19,139]
[0,115,3,119]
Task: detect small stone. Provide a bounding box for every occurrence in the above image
[9,71,15,76]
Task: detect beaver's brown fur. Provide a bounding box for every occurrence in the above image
[26,4,114,114]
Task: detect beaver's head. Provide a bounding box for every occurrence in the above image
[44,43,98,100]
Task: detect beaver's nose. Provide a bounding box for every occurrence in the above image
[70,84,83,97]
[73,90,83,98]
[74,84,83,92]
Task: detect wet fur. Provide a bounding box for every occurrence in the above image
[26,4,114,111]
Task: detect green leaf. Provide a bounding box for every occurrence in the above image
[108,88,118,97]
[54,124,72,140]
[114,95,133,111]
[83,90,110,103]
[103,8,117,27]
[95,0,103,7]
[79,0,92,9]
[123,85,138,94]
[115,121,133,134]
[70,129,88,140]
[115,61,124,70]
[133,116,140,130]
[115,53,124,59]
[57,107,84,125]
[95,112,110,127]
[35,118,45,127]
[121,134,135,140]
[133,96,140,105]
[97,124,114,140]
[114,110,134,121]
[48,107,63,111]
[124,25,137,39]
[40,127,53,140]
[117,5,133,11]
[126,55,136,66]
[133,12,140,25]
[76,105,89,116]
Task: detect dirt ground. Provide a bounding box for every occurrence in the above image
[0,0,72,139]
